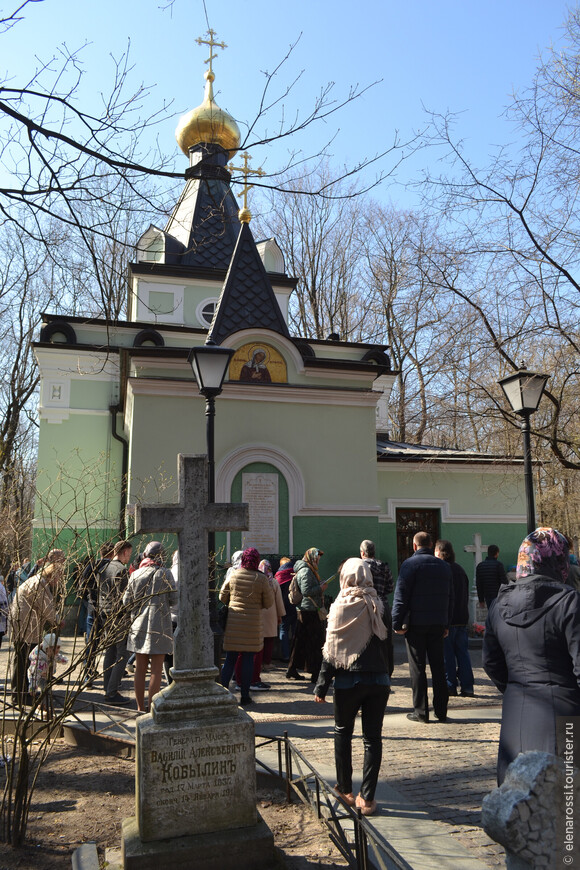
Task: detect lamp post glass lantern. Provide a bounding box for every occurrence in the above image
[188,342,235,400]
[499,367,549,535]
[498,370,549,415]
[188,342,235,503]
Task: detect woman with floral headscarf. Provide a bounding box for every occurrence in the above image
[314,558,390,816]
[286,547,328,683]
[219,548,274,706]
[483,527,580,784]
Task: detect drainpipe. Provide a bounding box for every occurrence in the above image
[110,404,129,536]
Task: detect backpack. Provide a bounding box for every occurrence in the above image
[288,574,303,606]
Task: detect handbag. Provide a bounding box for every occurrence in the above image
[307,596,327,622]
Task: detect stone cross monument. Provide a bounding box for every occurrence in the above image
[122,454,274,869]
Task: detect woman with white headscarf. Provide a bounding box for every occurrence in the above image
[314,558,390,816]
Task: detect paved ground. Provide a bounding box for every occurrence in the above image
[0,633,506,869]
[252,637,505,869]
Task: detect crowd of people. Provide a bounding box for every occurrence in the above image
[1,540,180,712]
[1,525,579,814]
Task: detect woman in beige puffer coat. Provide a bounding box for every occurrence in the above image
[219,547,273,706]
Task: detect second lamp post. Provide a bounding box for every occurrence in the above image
[498,367,548,535]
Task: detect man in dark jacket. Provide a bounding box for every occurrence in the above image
[476,545,507,608]
[392,531,453,723]
[99,539,133,705]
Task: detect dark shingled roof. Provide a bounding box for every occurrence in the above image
[208,221,290,345]
[165,178,241,270]
[164,145,241,270]
[376,436,520,465]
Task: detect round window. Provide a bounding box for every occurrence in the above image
[196,298,218,327]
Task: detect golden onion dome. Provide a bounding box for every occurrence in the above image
[175,70,241,159]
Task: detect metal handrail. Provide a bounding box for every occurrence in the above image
[256,731,414,870]
[59,699,140,740]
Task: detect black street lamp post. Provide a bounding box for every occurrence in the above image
[188,340,235,662]
[498,367,549,535]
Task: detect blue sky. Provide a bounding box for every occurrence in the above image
[1,0,573,208]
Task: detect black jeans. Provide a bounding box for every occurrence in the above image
[333,682,389,800]
[12,640,33,701]
[288,610,325,681]
[405,625,449,721]
[102,636,130,698]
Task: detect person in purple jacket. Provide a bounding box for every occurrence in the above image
[275,557,296,662]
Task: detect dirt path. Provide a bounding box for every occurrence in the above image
[0,740,348,869]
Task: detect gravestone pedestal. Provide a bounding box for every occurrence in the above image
[121,455,276,869]
[122,813,277,870]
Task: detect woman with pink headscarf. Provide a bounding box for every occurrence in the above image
[483,527,580,784]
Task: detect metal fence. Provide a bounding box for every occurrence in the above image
[255,731,414,870]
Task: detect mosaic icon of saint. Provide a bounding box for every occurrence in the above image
[239,348,272,383]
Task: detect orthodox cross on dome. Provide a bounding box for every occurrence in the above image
[228,151,266,223]
[196,28,227,77]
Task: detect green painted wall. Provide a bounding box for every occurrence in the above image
[31,525,120,564]
[219,396,378,507]
[378,465,525,517]
[292,515,381,599]
[35,414,123,531]
[183,282,218,324]
[128,390,378,508]
[127,392,205,504]
[376,463,526,592]
[69,379,117,410]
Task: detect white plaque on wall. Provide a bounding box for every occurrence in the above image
[241,472,279,552]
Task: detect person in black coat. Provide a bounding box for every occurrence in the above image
[483,527,580,784]
[392,531,454,723]
[435,539,474,697]
[476,545,507,607]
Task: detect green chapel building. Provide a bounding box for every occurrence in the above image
[32,58,528,591]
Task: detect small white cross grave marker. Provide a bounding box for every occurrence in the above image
[464,532,488,578]
[464,532,489,623]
